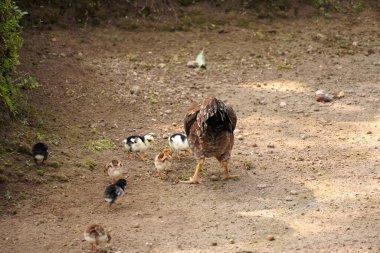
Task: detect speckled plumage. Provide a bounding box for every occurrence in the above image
[83,224,111,250]
[184,97,237,161]
[181,97,237,184]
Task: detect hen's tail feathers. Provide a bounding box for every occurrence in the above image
[198,98,233,134]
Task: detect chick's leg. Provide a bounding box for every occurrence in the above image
[91,243,96,250]
[221,160,239,180]
[180,158,204,184]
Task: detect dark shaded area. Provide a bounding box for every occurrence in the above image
[16,0,380,28]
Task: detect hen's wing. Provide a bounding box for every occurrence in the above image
[184,104,201,136]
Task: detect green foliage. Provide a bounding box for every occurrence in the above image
[0,0,26,116]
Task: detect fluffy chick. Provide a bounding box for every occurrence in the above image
[83,224,111,251]
[122,134,154,161]
[104,178,127,209]
[32,142,48,166]
[104,160,127,183]
[168,133,190,160]
[154,148,173,180]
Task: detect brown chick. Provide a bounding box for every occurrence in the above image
[104,160,127,183]
[181,97,238,184]
[83,224,111,251]
[154,148,173,180]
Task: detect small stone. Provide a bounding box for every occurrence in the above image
[162,134,169,139]
[352,41,358,46]
[367,131,372,134]
[130,85,141,95]
[51,37,57,42]
[229,239,235,244]
[172,122,177,126]
[267,235,275,241]
[164,109,172,114]
[290,190,298,195]
[252,143,258,147]
[267,143,275,148]
[237,135,244,140]
[187,61,199,68]
[132,224,140,228]
[257,184,267,189]
[315,90,333,102]
[211,242,218,246]
[77,52,83,57]
[279,101,287,107]
[157,63,166,68]
[307,175,316,181]
[285,196,293,201]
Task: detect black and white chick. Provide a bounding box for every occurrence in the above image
[32,142,48,166]
[168,133,190,160]
[104,178,127,209]
[122,134,154,161]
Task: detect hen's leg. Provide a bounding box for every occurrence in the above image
[180,158,204,184]
[221,160,239,180]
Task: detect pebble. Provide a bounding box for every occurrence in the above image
[257,184,267,189]
[267,143,275,148]
[211,242,218,246]
[130,85,141,95]
[267,235,275,241]
[187,61,199,68]
[229,239,235,244]
[164,109,172,114]
[315,90,333,102]
[279,101,287,107]
[157,63,166,68]
[237,135,244,140]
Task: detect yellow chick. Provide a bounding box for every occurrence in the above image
[104,160,127,183]
[83,224,111,251]
[154,148,173,180]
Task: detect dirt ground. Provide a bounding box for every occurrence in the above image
[0,9,379,253]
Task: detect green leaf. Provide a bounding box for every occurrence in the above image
[195,49,206,69]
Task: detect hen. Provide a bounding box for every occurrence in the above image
[181,97,237,184]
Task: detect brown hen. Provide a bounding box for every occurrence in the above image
[181,97,238,184]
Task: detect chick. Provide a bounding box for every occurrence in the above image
[83,224,111,251]
[104,160,127,183]
[122,134,154,161]
[154,148,173,180]
[104,178,127,209]
[32,142,48,166]
[168,133,190,160]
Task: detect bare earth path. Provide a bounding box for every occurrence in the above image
[0,11,379,253]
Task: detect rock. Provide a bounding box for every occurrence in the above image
[237,135,244,140]
[51,37,57,42]
[315,90,333,102]
[257,184,267,189]
[352,41,358,46]
[157,63,166,68]
[285,196,293,201]
[279,101,287,107]
[211,242,218,246]
[267,235,275,241]
[367,131,372,134]
[130,85,141,95]
[187,61,199,68]
[290,190,298,195]
[164,109,172,114]
[267,143,275,148]
[229,239,235,244]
